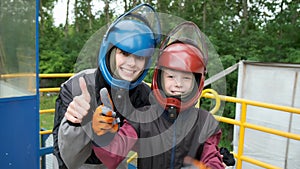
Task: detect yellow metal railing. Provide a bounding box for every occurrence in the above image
[38,73,300,169]
[38,73,74,135]
[39,73,74,93]
[204,93,300,169]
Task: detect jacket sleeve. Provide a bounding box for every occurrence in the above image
[53,82,77,169]
[58,117,93,169]
[52,93,68,169]
[200,129,225,169]
[55,74,95,169]
[92,121,138,169]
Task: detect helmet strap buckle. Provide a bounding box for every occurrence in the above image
[167,106,178,121]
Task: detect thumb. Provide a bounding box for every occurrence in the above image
[100,88,114,111]
[79,77,90,103]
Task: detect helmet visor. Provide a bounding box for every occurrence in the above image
[107,4,161,47]
[160,21,208,66]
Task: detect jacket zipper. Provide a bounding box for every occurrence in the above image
[170,120,177,169]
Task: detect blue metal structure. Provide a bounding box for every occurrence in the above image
[40,129,53,169]
[0,0,39,168]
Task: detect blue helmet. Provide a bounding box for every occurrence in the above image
[99,4,161,90]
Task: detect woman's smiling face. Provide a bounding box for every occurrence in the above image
[114,48,146,82]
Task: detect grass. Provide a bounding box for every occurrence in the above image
[40,94,57,130]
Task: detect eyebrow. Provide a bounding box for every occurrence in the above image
[119,49,131,56]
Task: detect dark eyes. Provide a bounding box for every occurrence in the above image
[120,50,130,56]
[120,49,146,61]
[167,75,191,80]
[183,77,192,80]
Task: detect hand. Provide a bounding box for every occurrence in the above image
[221,155,227,168]
[183,156,211,169]
[220,147,235,166]
[65,77,91,123]
[92,88,120,136]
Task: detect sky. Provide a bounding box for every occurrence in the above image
[52,0,292,27]
[53,0,124,26]
[53,0,72,26]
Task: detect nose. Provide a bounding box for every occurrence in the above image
[174,78,183,88]
[126,55,136,66]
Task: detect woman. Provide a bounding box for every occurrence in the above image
[53,4,161,169]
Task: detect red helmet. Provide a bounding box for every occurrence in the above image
[152,21,208,113]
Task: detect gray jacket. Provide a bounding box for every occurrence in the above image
[53,68,151,169]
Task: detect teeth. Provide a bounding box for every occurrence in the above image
[122,68,135,74]
[172,91,183,95]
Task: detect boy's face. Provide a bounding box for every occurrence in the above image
[115,48,146,81]
[162,68,194,96]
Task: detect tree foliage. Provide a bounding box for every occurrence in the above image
[39,0,300,73]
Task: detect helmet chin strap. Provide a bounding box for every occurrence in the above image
[167,106,178,121]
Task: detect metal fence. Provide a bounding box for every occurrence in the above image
[39,73,300,169]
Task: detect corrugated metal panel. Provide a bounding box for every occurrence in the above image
[234,61,300,169]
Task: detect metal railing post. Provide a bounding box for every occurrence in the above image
[236,102,247,169]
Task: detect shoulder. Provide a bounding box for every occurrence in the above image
[62,68,96,86]
[194,108,220,143]
[129,81,151,107]
[59,68,97,96]
[196,108,219,126]
[189,108,210,122]
[135,81,151,92]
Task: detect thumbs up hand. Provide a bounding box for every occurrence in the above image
[92,88,120,136]
[65,77,91,123]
